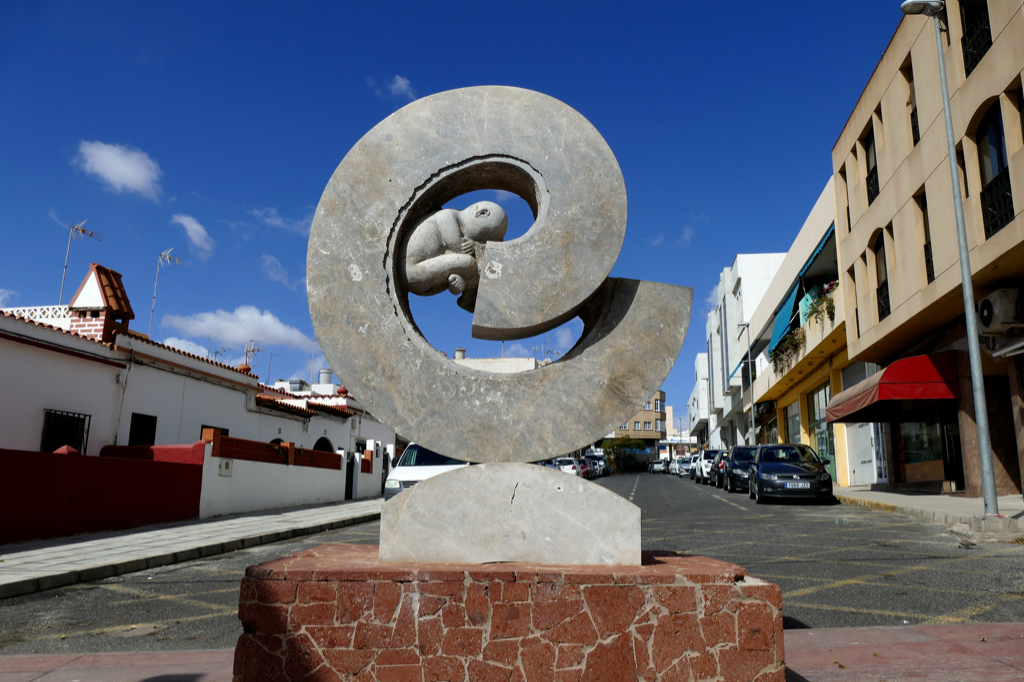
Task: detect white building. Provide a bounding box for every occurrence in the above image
[1,263,396,508]
[687,353,709,448]
[706,253,786,449]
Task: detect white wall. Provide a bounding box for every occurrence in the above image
[0,328,122,454]
[198,443,350,518]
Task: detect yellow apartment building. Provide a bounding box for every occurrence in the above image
[828,0,1024,497]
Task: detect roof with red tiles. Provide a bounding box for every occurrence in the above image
[121,333,257,378]
[255,395,317,418]
[68,263,135,319]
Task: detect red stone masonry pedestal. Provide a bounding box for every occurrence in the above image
[233,545,784,682]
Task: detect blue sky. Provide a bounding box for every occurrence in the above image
[1,1,905,426]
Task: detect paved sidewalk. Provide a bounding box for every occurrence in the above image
[835,487,1024,534]
[0,498,382,600]
[1,624,1020,681]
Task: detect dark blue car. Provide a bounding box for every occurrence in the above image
[748,443,833,504]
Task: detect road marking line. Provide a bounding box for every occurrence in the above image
[922,593,1024,624]
[100,582,231,612]
[784,601,927,619]
[628,476,639,502]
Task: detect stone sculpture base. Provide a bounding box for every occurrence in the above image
[232,544,785,682]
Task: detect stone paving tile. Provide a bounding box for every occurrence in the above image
[0,499,382,599]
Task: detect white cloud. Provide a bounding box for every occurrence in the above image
[690,213,710,223]
[171,214,215,260]
[164,336,209,357]
[503,343,532,358]
[646,233,665,246]
[678,226,695,246]
[248,207,312,235]
[0,289,18,307]
[493,190,516,204]
[74,140,162,201]
[260,254,304,291]
[704,287,719,311]
[388,75,416,100]
[162,306,312,350]
[555,328,575,349]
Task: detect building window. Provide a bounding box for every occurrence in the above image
[654,398,663,411]
[960,0,992,77]
[655,419,664,431]
[621,423,629,431]
[917,193,935,284]
[875,236,891,322]
[785,403,801,444]
[976,102,1014,239]
[644,422,652,431]
[40,409,91,454]
[634,421,640,431]
[903,62,920,146]
[644,402,652,411]
[864,129,879,205]
[200,424,230,438]
[956,146,970,198]
[128,413,158,446]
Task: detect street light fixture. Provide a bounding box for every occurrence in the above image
[899,0,999,516]
[737,322,755,446]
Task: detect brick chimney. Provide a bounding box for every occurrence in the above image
[67,264,135,343]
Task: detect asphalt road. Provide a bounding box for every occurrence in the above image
[1,472,1022,655]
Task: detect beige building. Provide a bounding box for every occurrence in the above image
[614,390,667,459]
[828,0,1024,497]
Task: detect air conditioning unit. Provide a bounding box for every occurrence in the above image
[979,289,1022,334]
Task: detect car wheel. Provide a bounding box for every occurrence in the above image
[724,476,732,493]
[754,481,764,504]
[749,480,756,500]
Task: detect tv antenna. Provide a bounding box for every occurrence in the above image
[243,340,262,368]
[149,248,185,336]
[51,213,101,305]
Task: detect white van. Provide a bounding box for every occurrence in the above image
[383,443,469,500]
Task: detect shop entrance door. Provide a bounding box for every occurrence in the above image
[809,381,837,481]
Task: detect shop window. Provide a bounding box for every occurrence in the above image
[785,403,801,444]
[128,413,157,446]
[976,102,1014,238]
[40,409,91,454]
[960,0,992,77]
[864,129,879,205]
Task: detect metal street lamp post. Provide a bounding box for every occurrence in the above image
[899,0,999,515]
[737,322,756,446]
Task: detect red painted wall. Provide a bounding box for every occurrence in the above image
[0,448,201,545]
[98,442,206,465]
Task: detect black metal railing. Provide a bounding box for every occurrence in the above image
[961,13,992,77]
[981,167,1014,239]
[866,166,880,205]
[924,242,935,283]
[877,280,891,322]
[910,108,920,145]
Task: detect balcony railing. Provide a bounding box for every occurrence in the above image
[924,242,935,283]
[910,108,920,146]
[961,12,992,77]
[866,166,880,205]
[981,166,1014,239]
[877,280,891,322]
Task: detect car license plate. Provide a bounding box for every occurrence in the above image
[785,482,810,489]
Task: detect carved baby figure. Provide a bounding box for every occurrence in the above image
[400,201,508,312]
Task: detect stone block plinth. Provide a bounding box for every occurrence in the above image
[233,544,784,682]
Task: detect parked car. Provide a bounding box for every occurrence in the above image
[586,456,606,477]
[748,443,834,504]
[554,457,581,476]
[668,460,679,476]
[678,456,693,476]
[721,446,757,493]
[383,443,469,500]
[576,458,593,479]
[711,451,730,487]
[651,459,667,474]
[695,450,719,484]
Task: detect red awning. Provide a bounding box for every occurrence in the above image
[826,352,960,423]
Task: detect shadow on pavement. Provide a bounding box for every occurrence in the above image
[785,669,813,682]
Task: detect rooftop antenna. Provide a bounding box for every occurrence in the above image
[149,248,185,336]
[267,352,281,381]
[51,212,101,305]
[243,340,262,368]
